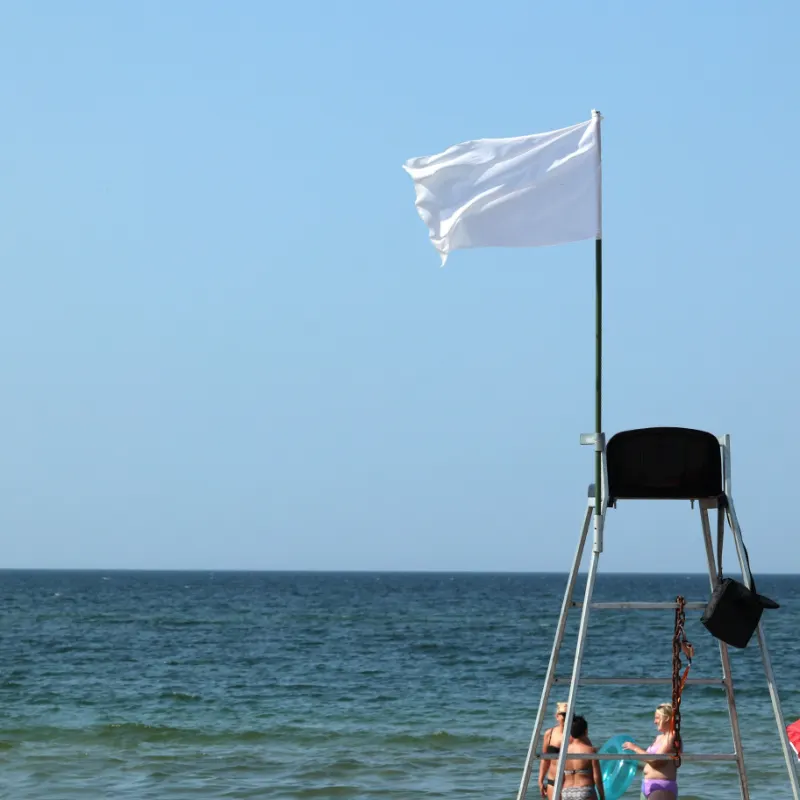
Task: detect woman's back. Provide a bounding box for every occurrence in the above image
[546,713,604,800]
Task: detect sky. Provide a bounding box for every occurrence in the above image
[1,1,798,573]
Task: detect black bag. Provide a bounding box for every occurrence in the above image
[700,501,779,649]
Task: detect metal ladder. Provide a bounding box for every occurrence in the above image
[514,431,800,800]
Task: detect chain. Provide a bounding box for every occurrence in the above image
[671,595,694,768]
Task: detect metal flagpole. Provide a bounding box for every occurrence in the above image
[550,109,605,800]
[593,108,603,526]
[516,111,606,800]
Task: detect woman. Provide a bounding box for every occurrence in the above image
[623,703,679,799]
[539,702,567,798]
[559,715,606,800]
[539,705,597,798]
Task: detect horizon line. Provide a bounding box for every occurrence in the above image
[0,567,796,576]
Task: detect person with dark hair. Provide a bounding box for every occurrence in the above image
[554,714,606,800]
[571,715,589,739]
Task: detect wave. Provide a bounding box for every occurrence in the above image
[284,788,362,798]
[383,729,501,749]
[0,722,508,753]
[158,691,203,702]
[0,723,333,747]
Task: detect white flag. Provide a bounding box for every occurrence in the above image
[403,117,601,265]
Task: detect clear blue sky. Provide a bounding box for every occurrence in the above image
[2,1,798,572]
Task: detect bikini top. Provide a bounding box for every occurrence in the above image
[546,730,562,754]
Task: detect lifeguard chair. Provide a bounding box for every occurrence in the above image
[514,427,800,800]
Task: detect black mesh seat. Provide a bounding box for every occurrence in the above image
[591,427,724,503]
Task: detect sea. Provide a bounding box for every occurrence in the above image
[1,570,798,799]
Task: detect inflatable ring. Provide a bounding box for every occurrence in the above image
[599,734,638,800]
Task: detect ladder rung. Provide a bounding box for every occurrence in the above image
[571,601,708,610]
[554,677,724,685]
[539,753,737,762]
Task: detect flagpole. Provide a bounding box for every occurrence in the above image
[593,109,603,522]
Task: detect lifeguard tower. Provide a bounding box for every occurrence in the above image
[515,426,800,800]
[399,107,799,800]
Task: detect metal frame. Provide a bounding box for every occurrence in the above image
[698,495,749,798]
[514,432,800,800]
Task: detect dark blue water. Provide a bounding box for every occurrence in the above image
[0,571,798,798]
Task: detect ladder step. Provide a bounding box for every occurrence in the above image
[554,677,724,685]
[539,753,737,762]
[571,601,708,610]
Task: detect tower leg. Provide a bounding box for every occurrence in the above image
[550,509,605,800]
[699,501,749,800]
[725,496,800,800]
[515,504,593,800]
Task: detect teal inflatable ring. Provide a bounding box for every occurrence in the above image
[599,734,638,800]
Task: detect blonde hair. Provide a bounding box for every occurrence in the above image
[656,703,673,721]
[556,702,568,715]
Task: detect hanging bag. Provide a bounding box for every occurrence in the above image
[700,499,779,649]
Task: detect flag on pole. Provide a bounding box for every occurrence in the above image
[402,117,601,265]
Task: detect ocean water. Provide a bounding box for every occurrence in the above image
[1,571,798,799]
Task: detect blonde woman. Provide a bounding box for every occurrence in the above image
[623,703,679,799]
[539,702,567,798]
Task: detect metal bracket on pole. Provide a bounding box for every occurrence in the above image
[580,433,608,553]
[579,432,606,452]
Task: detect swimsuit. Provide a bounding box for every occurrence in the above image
[641,780,678,798]
[641,743,678,798]
[561,788,597,800]
[542,762,593,791]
